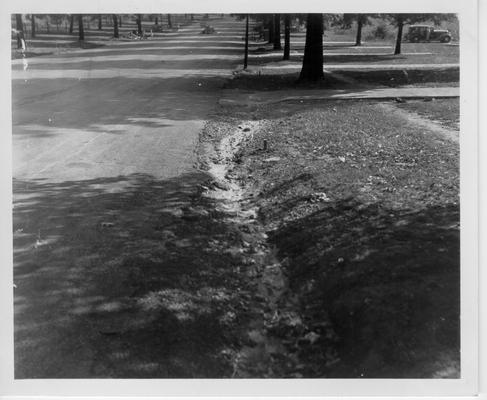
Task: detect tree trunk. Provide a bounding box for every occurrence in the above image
[69,15,74,34]
[155,16,158,25]
[191,14,194,21]
[119,15,122,27]
[31,14,36,38]
[167,14,172,28]
[299,13,324,81]
[268,14,274,43]
[78,14,84,41]
[136,14,142,35]
[355,15,363,46]
[15,14,24,48]
[244,14,249,69]
[394,17,404,55]
[273,14,282,50]
[98,15,102,30]
[283,14,290,60]
[112,14,119,38]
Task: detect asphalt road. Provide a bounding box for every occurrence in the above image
[12,16,245,182]
[12,16,249,378]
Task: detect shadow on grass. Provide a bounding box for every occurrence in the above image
[13,172,248,378]
[270,197,460,378]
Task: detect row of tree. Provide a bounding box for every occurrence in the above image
[242,13,456,80]
[14,14,193,43]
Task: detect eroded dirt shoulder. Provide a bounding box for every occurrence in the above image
[199,98,460,378]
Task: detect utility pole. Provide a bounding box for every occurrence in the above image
[244,14,249,69]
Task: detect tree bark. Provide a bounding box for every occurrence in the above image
[112,14,119,38]
[299,13,324,81]
[69,15,74,34]
[273,14,282,50]
[355,15,363,46]
[78,14,84,41]
[283,14,291,60]
[394,17,404,55]
[136,14,142,35]
[98,15,102,30]
[31,14,36,38]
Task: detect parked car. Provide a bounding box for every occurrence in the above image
[405,25,452,43]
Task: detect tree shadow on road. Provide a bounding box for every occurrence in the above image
[13,172,250,378]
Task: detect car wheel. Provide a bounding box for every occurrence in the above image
[442,36,451,43]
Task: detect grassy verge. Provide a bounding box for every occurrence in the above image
[230,99,460,377]
[226,67,459,91]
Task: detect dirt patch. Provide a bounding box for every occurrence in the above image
[215,99,460,378]
[394,98,460,130]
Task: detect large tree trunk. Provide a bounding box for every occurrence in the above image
[299,13,324,81]
[98,15,102,30]
[268,14,274,44]
[112,14,119,38]
[31,14,36,38]
[167,14,172,28]
[136,14,142,35]
[283,14,290,60]
[78,14,84,41]
[15,14,24,48]
[394,17,404,55]
[355,15,363,46]
[69,14,74,34]
[273,13,282,50]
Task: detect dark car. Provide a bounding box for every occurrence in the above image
[405,25,452,43]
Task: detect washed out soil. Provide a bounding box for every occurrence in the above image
[215,98,460,378]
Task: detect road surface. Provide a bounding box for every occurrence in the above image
[12,16,249,378]
[12,17,245,182]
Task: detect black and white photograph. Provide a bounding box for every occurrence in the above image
[0,0,481,397]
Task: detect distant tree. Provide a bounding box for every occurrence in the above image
[244,14,249,69]
[98,14,102,30]
[69,14,74,34]
[167,14,172,28]
[283,14,291,60]
[31,14,36,38]
[112,14,119,38]
[273,14,282,50]
[78,14,84,41]
[136,14,142,35]
[299,13,324,81]
[15,14,24,48]
[119,15,122,27]
[347,14,370,46]
[267,14,274,44]
[50,14,64,32]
